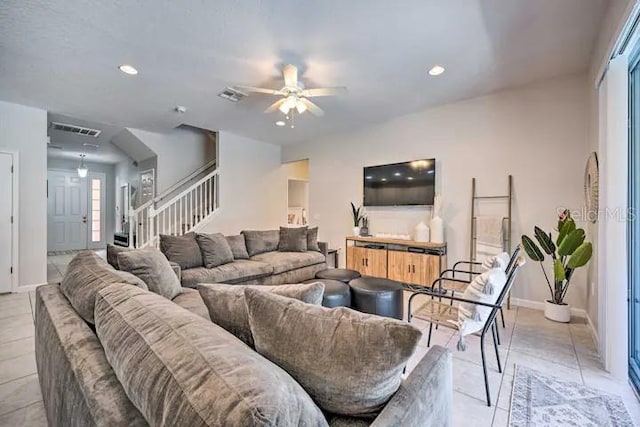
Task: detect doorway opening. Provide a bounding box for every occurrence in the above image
[284,159,309,226]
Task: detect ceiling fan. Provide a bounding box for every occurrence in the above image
[234,64,346,117]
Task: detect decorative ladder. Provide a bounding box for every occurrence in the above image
[130,167,219,248]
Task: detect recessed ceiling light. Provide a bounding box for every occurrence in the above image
[118,64,138,75]
[428,65,445,76]
[275,121,286,127]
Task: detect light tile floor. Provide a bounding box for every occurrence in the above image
[403,292,640,426]
[1,278,639,426]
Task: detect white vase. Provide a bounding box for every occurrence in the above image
[430,216,444,243]
[544,300,571,323]
[415,221,430,242]
[352,226,361,237]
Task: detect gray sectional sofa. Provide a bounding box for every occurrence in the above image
[159,229,329,288]
[35,249,453,426]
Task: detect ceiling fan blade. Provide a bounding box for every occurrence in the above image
[282,64,298,87]
[301,87,347,97]
[233,85,282,95]
[300,98,324,116]
[264,98,286,113]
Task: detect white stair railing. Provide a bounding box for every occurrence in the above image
[130,169,219,248]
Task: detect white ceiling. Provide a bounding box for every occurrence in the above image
[47,113,130,164]
[0,0,607,145]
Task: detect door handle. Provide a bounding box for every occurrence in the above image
[82,215,87,224]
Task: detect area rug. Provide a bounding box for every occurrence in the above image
[509,365,634,427]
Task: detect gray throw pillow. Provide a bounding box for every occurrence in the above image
[95,284,328,427]
[117,248,182,299]
[241,230,280,257]
[196,233,234,268]
[307,227,321,252]
[60,251,148,324]
[159,232,203,269]
[278,226,308,252]
[197,283,325,347]
[225,235,249,259]
[106,244,132,269]
[245,289,422,417]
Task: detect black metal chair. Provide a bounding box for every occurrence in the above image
[407,256,526,406]
[431,245,522,335]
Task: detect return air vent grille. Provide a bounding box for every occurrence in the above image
[218,87,246,102]
[50,122,102,137]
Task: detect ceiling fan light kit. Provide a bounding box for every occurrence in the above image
[234,64,345,122]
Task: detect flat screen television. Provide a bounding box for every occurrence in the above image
[363,159,435,206]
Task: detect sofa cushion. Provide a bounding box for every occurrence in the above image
[250,251,326,275]
[106,244,132,269]
[197,283,325,347]
[160,232,203,269]
[226,234,250,259]
[60,251,148,324]
[307,227,321,252]
[245,289,422,417]
[117,248,182,300]
[241,230,280,257]
[180,260,273,288]
[278,226,308,252]
[196,233,234,268]
[172,288,211,321]
[94,284,328,427]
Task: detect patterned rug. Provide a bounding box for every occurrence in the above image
[510,365,635,426]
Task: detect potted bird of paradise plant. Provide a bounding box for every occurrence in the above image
[521,209,593,323]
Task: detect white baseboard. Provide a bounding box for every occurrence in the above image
[509,297,587,318]
[13,283,47,293]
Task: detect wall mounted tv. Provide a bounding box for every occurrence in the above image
[363,159,435,206]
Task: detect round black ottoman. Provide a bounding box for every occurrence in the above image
[303,278,351,308]
[315,268,361,283]
[349,277,403,320]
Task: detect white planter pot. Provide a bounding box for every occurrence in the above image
[544,300,571,323]
[352,226,361,237]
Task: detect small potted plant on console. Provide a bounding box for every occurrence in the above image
[521,209,592,323]
[350,202,363,236]
[360,216,370,236]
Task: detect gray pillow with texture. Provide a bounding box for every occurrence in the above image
[241,230,280,257]
[60,250,148,324]
[196,233,234,268]
[159,232,203,269]
[307,227,321,252]
[106,244,132,269]
[245,289,422,417]
[197,282,325,347]
[278,226,308,252]
[225,234,249,259]
[117,248,182,299]
[95,284,328,427]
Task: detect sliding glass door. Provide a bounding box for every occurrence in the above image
[628,47,640,392]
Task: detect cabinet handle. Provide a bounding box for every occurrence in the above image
[408,264,411,274]
[365,258,368,267]
[362,259,365,267]
[412,265,416,273]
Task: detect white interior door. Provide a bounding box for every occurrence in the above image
[0,153,13,293]
[48,170,88,251]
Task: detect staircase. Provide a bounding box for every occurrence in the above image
[130,161,219,248]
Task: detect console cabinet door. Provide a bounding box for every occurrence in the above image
[346,246,367,275]
[388,251,410,283]
[364,248,388,278]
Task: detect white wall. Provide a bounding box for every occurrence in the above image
[199,131,286,235]
[47,157,116,244]
[0,101,47,290]
[283,74,590,310]
[129,127,215,194]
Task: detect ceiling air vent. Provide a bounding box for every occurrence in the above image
[50,122,102,137]
[218,87,247,102]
